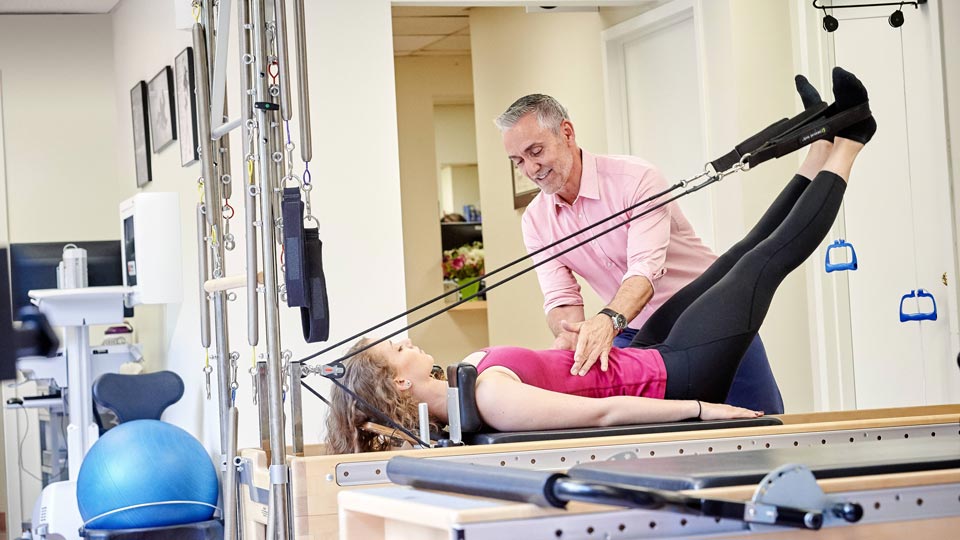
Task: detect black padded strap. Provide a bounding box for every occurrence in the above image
[282,187,308,308]
[300,227,330,343]
[748,103,872,168]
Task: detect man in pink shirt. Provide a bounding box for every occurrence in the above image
[498,94,783,413]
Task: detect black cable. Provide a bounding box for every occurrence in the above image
[309,175,721,370]
[301,379,430,448]
[293,178,691,365]
[15,404,43,483]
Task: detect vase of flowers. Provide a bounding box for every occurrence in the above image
[442,242,485,301]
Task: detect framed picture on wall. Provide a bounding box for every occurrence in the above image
[130,81,152,187]
[174,47,199,166]
[512,160,538,209]
[148,65,177,153]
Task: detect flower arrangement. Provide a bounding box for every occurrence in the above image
[442,242,485,281]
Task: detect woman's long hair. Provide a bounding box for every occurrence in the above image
[324,339,422,454]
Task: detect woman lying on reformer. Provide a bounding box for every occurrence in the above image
[326,67,877,454]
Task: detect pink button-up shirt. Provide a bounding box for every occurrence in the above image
[521,150,717,330]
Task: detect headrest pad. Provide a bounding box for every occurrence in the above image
[446,363,484,433]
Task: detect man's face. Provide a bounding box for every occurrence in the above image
[502,113,577,197]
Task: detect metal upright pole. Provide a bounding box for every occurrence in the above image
[194,11,239,539]
[251,0,289,536]
[238,0,260,347]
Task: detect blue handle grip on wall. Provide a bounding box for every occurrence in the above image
[825,239,858,273]
[899,289,938,322]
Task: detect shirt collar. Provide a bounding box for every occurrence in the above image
[551,149,599,211]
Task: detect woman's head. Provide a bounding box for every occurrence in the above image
[324,338,440,454]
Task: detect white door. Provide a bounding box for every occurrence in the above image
[830,3,959,407]
[601,0,714,249]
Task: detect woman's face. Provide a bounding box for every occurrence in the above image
[378,338,435,384]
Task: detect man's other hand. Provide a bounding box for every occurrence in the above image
[563,316,616,376]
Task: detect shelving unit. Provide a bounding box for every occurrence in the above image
[450,300,487,312]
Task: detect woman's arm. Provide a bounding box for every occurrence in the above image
[475,372,758,431]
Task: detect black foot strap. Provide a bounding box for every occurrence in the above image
[710,101,871,172]
[282,187,309,307]
[300,226,330,343]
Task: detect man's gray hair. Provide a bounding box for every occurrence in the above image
[495,94,570,134]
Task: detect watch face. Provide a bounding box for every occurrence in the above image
[615,314,627,329]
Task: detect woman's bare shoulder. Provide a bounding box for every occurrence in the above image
[461,350,488,366]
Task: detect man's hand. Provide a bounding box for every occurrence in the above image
[563,315,617,376]
[551,327,579,350]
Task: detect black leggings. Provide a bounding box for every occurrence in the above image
[631,171,847,403]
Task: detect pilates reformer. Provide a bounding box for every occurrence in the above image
[234,66,883,539]
[236,405,959,539]
[336,436,960,539]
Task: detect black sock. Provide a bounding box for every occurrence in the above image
[795,75,823,110]
[833,67,877,144]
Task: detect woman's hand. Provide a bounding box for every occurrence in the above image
[698,401,763,420]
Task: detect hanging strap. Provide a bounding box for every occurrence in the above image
[300,226,331,343]
[282,187,309,307]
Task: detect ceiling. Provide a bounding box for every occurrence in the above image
[0,0,120,14]
[393,6,471,57]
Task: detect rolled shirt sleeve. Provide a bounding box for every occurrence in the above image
[521,208,584,314]
[621,166,671,291]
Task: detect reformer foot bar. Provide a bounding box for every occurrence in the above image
[236,405,958,539]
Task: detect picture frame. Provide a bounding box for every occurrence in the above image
[174,47,199,166]
[130,81,152,187]
[148,65,177,153]
[511,160,539,209]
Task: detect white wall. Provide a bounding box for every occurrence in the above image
[106,0,408,451]
[434,104,478,165]
[0,15,119,243]
[0,74,7,245]
[395,55,489,364]
[471,7,609,349]
[0,15,120,529]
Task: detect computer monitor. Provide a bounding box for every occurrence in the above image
[8,241,132,321]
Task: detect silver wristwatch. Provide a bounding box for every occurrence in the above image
[599,308,628,334]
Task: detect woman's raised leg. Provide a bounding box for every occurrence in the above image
[655,67,875,403]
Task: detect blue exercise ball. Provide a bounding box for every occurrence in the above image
[77,419,219,529]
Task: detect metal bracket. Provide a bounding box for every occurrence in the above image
[749,464,826,531]
[237,456,270,505]
[210,0,243,140]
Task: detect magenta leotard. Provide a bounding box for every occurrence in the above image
[476,347,667,399]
